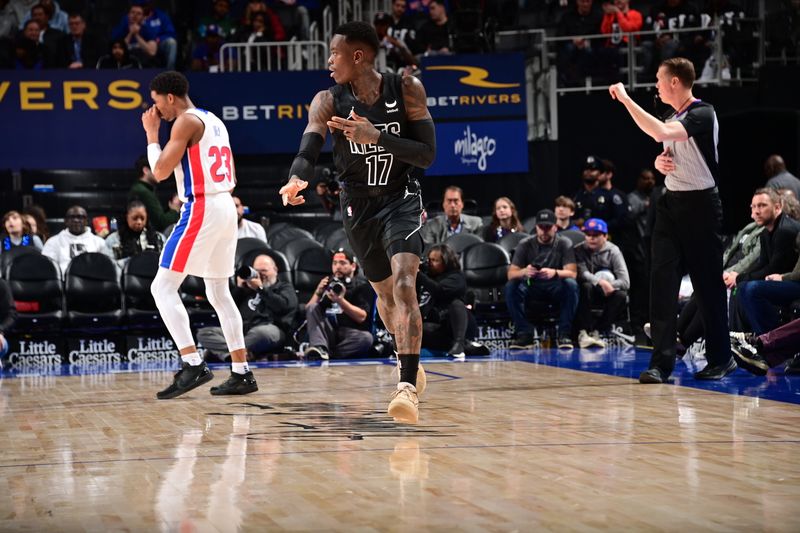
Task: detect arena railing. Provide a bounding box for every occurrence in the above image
[219,40,329,72]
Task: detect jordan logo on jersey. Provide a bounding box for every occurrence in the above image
[348,122,401,155]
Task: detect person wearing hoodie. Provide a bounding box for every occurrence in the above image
[574,218,631,348]
[42,205,112,276]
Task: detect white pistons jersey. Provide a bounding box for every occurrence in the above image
[173,108,236,202]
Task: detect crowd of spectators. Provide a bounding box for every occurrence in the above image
[0,0,794,83]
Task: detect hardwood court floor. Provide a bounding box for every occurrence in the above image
[1,353,800,532]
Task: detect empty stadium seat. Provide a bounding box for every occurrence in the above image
[122,251,161,328]
[179,275,217,328]
[293,246,332,302]
[461,242,510,304]
[270,225,315,251]
[5,251,63,331]
[445,232,484,255]
[64,252,123,328]
[282,237,325,270]
[0,246,41,279]
[324,226,349,251]
[313,221,344,243]
[497,232,531,258]
[559,230,586,247]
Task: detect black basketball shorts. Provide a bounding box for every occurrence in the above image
[340,181,424,282]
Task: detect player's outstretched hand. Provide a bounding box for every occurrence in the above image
[279,176,308,206]
[327,112,380,145]
[608,83,629,103]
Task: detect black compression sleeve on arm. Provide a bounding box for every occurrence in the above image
[376,118,436,169]
[288,132,324,182]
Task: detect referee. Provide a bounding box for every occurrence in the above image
[609,57,736,383]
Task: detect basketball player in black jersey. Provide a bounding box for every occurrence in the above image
[279,22,436,423]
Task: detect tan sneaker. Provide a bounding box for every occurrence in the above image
[388,383,419,424]
[578,330,606,349]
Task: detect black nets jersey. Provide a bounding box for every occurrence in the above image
[329,73,413,197]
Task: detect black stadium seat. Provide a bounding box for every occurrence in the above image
[122,251,161,328]
[65,253,123,328]
[282,237,325,270]
[461,242,510,303]
[270,225,315,251]
[445,232,484,255]
[5,251,63,331]
[324,226,349,251]
[313,221,343,243]
[292,246,332,302]
[0,246,41,279]
[179,275,217,328]
[498,232,531,258]
[235,237,271,267]
[559,230,586,247]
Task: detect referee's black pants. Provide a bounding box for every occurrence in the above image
[649,187,731,376]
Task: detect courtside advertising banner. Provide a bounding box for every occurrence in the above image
[0,69,329,168]
[425,120,529,176]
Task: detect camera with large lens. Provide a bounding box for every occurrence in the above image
[236,265,259,281]
[319,278,346,308]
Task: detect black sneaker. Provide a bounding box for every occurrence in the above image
[447,341,466,358]
[509,332,534,349]
[731,338,768,376]
[156,362,214,399]
[304,345,329,360]
[210,371,258,395]
[639,367,666,384]
[465,340,491,356]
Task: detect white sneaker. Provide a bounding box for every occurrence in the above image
[643,323,651,340]
[388,383,419,424]
[578,330,606,349]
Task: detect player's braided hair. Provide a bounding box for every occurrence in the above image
[334,21,380,55]
[150,71,189,97]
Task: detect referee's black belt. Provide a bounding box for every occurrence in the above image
[665,186,719,197]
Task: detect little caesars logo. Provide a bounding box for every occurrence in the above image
[69,339,122,365]
[127,336,177,364]
[454,125,496,172]
[7,340,62,368]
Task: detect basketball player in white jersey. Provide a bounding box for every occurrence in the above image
[141,71,258,399]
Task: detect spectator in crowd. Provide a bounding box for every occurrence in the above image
[271,0,311,40]
[312,174,341,218]
[506,209,579,350]
[2,210,43,251]
[780,188,800,219]
[388,0,418,53]
[642,0,702,73]
[598,0,643,79]
[554,195,580,232]
[416,0,452,56]
[697,0,748,80]
[737,231,800,336]
[764,154,800,200]
[734,188,800,287]
[596,158,632,236]
[573,155,611,228]
[197,0,236,40]
[96,38,142,69]
[42,205,112,275]
[0,277,17,364]
[197,253,297,360]
[0,0,20,39]
[233,195,267,242]
[138,0,177,69]
[14,19,43,69]
[574,218,630,348]
[105,200,165,266]
[191,23,225,71]
[28,2,70,67]
[239,10,286,70]
[239,0,286,41]
[23,204,48,242]
[303,249,374,360]
[766,0,800,61]
[110,2,157,67]
[374,11,415,71]
[20,0,67,33]
[483,196,525,242]
[621,168,655,331]
[418,244,487,357]
[421,185,483,244]
[557,0,603,85]
[128,155,180,232]
[66,12,103,69]
[731,317,800,377]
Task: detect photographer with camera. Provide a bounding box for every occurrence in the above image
[303,249,374,360]
[197,254,297,360]
[313,169,342,219]
[418,244,488,358]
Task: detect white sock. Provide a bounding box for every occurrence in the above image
[181,352,203,366]
[232,361,249,375]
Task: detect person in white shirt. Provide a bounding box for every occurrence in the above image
[42,205,112,276]
[233,195,267,242]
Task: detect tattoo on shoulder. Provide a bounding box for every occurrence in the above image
[401,76,431,120]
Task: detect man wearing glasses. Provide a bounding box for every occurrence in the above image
[42,205,112,276]
[505,209,579,350]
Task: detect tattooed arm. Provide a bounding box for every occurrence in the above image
[280,90,335,206]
